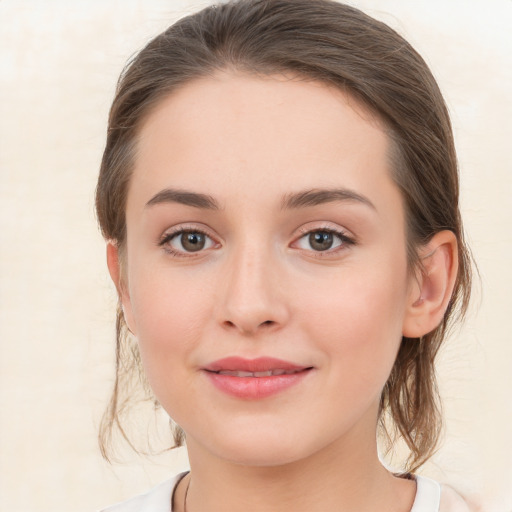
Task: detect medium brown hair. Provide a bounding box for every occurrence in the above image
[96,0,472,472]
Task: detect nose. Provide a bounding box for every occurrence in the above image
[217,242,290,336]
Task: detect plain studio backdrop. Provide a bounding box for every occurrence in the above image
[0,1,510,511]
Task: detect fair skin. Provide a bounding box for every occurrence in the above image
[107,72,458,512]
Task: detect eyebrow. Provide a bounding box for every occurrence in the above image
[281,188,376,211]
[145,188,220,210]
[144,187,375,212]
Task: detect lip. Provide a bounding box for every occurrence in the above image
[202,357,313,400]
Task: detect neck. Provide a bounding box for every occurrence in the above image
[178,429,415,512]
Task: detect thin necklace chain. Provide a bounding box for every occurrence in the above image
[180,471,417,511]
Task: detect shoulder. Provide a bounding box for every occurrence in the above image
[413,475,476,512]
[439,485,474,512]
[98,472,187,512]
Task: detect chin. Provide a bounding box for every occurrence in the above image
[200,422,323,468]
[224,443,307,468]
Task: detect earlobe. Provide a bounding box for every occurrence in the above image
[106,242,137,335]
[402,230,458,338]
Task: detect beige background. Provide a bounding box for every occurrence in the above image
[1,1,511,511]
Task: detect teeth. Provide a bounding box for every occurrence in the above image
[217,369,301,377]
[254,370,273,377]
[236,371,254,377]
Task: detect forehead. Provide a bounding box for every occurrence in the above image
[130,72,399,217]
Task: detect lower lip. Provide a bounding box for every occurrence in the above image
[204,370,311,400]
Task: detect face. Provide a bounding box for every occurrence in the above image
[117,72,418,467]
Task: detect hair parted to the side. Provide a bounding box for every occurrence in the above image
[96,0,472,472]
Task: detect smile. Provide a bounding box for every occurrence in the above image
[203,357,313,399]
[214,369,305,377]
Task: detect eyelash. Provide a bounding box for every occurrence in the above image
[295,226,355,256]
[158,225,355,258]
[158,226,216,257]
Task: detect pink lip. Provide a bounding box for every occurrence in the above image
[203,357,313,400]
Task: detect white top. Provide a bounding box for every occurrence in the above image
[99,472,469,512]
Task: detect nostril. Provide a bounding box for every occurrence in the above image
[222,319,275,333]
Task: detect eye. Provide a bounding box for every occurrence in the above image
[160,229,216,255]
[294,228,354,253]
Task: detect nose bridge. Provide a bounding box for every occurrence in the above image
[219,234,288,335]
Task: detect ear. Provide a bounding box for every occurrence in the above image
[106,242,137,335]
[402,230,458,338]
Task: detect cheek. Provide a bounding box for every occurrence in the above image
[127,268,214,392]
[130,261,214,335]
[297,263,409,384]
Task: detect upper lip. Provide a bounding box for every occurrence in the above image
[203,356,311,373]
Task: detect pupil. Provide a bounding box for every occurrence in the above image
[309,231,333,251]
[182,232,205,252]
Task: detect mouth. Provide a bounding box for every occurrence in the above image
[210,368,307,377]
[202,357,313,399]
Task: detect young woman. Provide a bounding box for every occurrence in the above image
[96,0,473,510]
